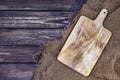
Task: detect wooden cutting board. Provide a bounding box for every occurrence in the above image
[57,9,112,76]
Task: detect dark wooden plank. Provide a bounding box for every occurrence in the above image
[0,55,34,63]
[0,46,40,62]
[0,29,62,45]
[0,64,37,80]
[0,0,86,11]
[0,46,40,56]
[0,11,74,29]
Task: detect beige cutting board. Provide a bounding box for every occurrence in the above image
[57,9,112,76]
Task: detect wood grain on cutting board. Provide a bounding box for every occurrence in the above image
[58,9,112,76]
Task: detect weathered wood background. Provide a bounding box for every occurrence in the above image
[0,0,86,80]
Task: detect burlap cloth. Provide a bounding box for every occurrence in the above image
[33,0,120,80]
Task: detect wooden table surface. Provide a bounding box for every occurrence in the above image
[0,0,86,80]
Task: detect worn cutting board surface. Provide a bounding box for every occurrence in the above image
[57,9,112,76]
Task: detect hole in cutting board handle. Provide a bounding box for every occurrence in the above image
[95,9,108,24]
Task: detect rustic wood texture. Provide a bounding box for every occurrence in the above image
[0,64,37,80]
[0,0,86,11]
[0,29,62,45]
[58,9,112,76]
[0,0,87,80]
[0,46,40,62]
[0,11,74,29]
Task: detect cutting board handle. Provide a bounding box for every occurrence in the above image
[95,9,108,24]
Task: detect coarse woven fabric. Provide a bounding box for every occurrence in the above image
[33,0,120,80]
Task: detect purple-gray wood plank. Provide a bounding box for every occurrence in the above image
[0,64,37,80]
[0,0,85,11]
[0,11,74,29]
[0,0,87,80]
[0,46,40,62]
[0,29,62,45]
